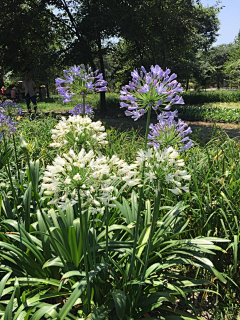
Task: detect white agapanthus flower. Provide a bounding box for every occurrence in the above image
[50,115,108,152]
[134,147,191,195]
[42,148,140,212]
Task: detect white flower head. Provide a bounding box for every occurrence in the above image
[73,173,81,181]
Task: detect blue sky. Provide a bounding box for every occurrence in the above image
[201,0,240,46]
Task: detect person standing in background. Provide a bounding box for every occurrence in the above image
[22,75,37,114]
[11,87,16,101]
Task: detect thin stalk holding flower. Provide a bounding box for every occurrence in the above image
[12,134,20,181]
[82,93,86,116]
[77,188,91,314]
[144,107,152,149]
[140,182,161,279]
[105,206,109,264]
[84,208,94,270]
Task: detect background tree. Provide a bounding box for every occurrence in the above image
[0,0,221,102]
[208,44,234,89]
[223,31,240,88]
[0,0,64,77]
[112,0,220,88]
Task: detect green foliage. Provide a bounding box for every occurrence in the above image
[0,109,240,318]
[176,104,240,123]
[223,31,240,88]
[182,90,240,104]
[0,0,65,83]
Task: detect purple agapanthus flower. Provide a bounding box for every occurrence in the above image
[69,103,94,118]
[0,100,23,120]
[148,110,193,152]
[120,65,184,120]
[0,113,18,140]
[0,101,22,141]
[55,64,107,103]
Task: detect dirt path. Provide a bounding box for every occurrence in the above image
[184,120,240,141]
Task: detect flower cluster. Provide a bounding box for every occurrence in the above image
[135,147,191,195]
[120,65,184,120]
[69,103,94,118]
[50,115,108,152]
[148,110,194,152]
[0,100,22,119]
[56,65,107,103]
[0,101,22,140]
[0,113,18,140]
[44,63,193,212]
[42,148,140,212]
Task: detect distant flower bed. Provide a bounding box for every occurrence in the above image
[182,89,240,104]
[176,104,240,123]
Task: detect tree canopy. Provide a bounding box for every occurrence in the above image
[0,0,223,97]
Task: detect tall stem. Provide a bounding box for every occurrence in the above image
[142,182,160,278]
[77,189,91,314]
[129,107,152,279]
[82,94,86,116]
[84,209,93,270]
[144,107,152,150]
[129,106,152,315]
[105,206,109,264]
[12,134,20,181]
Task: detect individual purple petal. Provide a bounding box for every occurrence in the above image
[174,96,184,105]
[141,66,147,74]
[120,95,128,101]
[164,105,171,110]
[151,65,161,76]
[180,137,190,143]
[131,69,141,81]
[120,102,130,108]
[165,69,171,76]
[141,84,150,93]
[156,99,163,106]
[95,86,107,92]
[180,140,194,151]
[55,78,66,86]
[168,73,177,82]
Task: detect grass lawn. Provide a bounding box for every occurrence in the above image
[18,93,240,112]
[17,93,240,126]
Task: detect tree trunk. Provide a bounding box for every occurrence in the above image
[46,84,50,99]
[97,37,107,113]
[39,86,42,101]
